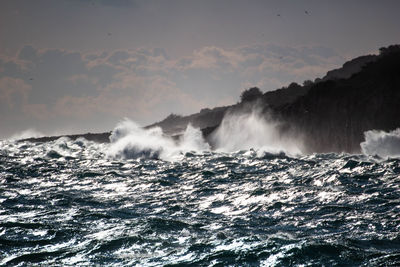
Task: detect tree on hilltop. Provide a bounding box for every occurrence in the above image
[240,87,263,102]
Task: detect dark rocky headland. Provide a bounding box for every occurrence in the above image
[22,45,400,154]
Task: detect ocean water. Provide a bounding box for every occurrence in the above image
[2,117,400,267]
[1,135,400,267]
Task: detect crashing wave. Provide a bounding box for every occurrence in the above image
[107,110,305,160]
[360,128,400,158]
[107,119,210,160]
[210,109,303,156]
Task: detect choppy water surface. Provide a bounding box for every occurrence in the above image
[1,138,400,266]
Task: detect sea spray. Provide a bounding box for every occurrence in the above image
[211,108,304,156]
[8,128,44,141]
[107,119,209,160]
[361,128,400,158]
[180,123,210,152]
[108,110,304,160]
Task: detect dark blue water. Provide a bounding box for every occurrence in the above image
[1,138,400,266]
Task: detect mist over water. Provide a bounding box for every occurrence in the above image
[108,119,210,161]
[211,109,303,156]
[7,129,44,141]
[108,110,304,161]
[361,128,400,158]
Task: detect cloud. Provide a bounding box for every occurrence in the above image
[0,77,31,108]
[179,43,342,80]
[22,103,51,120]
[0,42,345,137]
[180,46,244,71]
[18,45,38,61]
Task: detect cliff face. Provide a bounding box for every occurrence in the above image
[276,46,400,153]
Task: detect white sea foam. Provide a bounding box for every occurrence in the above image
[180,122,211,152]
[361,128,400,158]
[107,109,304,160]
[107,119,209,160]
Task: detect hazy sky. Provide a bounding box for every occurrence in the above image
[1,0,400,139]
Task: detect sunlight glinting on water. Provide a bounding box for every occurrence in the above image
[1,136,400,266]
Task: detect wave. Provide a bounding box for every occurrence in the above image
[210,108,304,156]
[107,109,304,160]
[361,128,400,158]
[107,119,210,160]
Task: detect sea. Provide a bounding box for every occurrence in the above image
[1,118,400,266]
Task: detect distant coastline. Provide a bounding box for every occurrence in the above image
[21,45,400,154]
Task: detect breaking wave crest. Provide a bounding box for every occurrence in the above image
[361,128,400,158]
[108,109,304,160]
[1,136,400,266]
[107,112,304,160]
[107,119,210,160]
[211,109,303,156]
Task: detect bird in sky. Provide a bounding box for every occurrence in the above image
[305,10,309,15]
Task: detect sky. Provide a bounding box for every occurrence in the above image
[1,0,400,139]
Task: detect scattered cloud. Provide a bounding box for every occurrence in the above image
[0,43,345,137]
[23,103,51,120]
[0,77,31,109]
